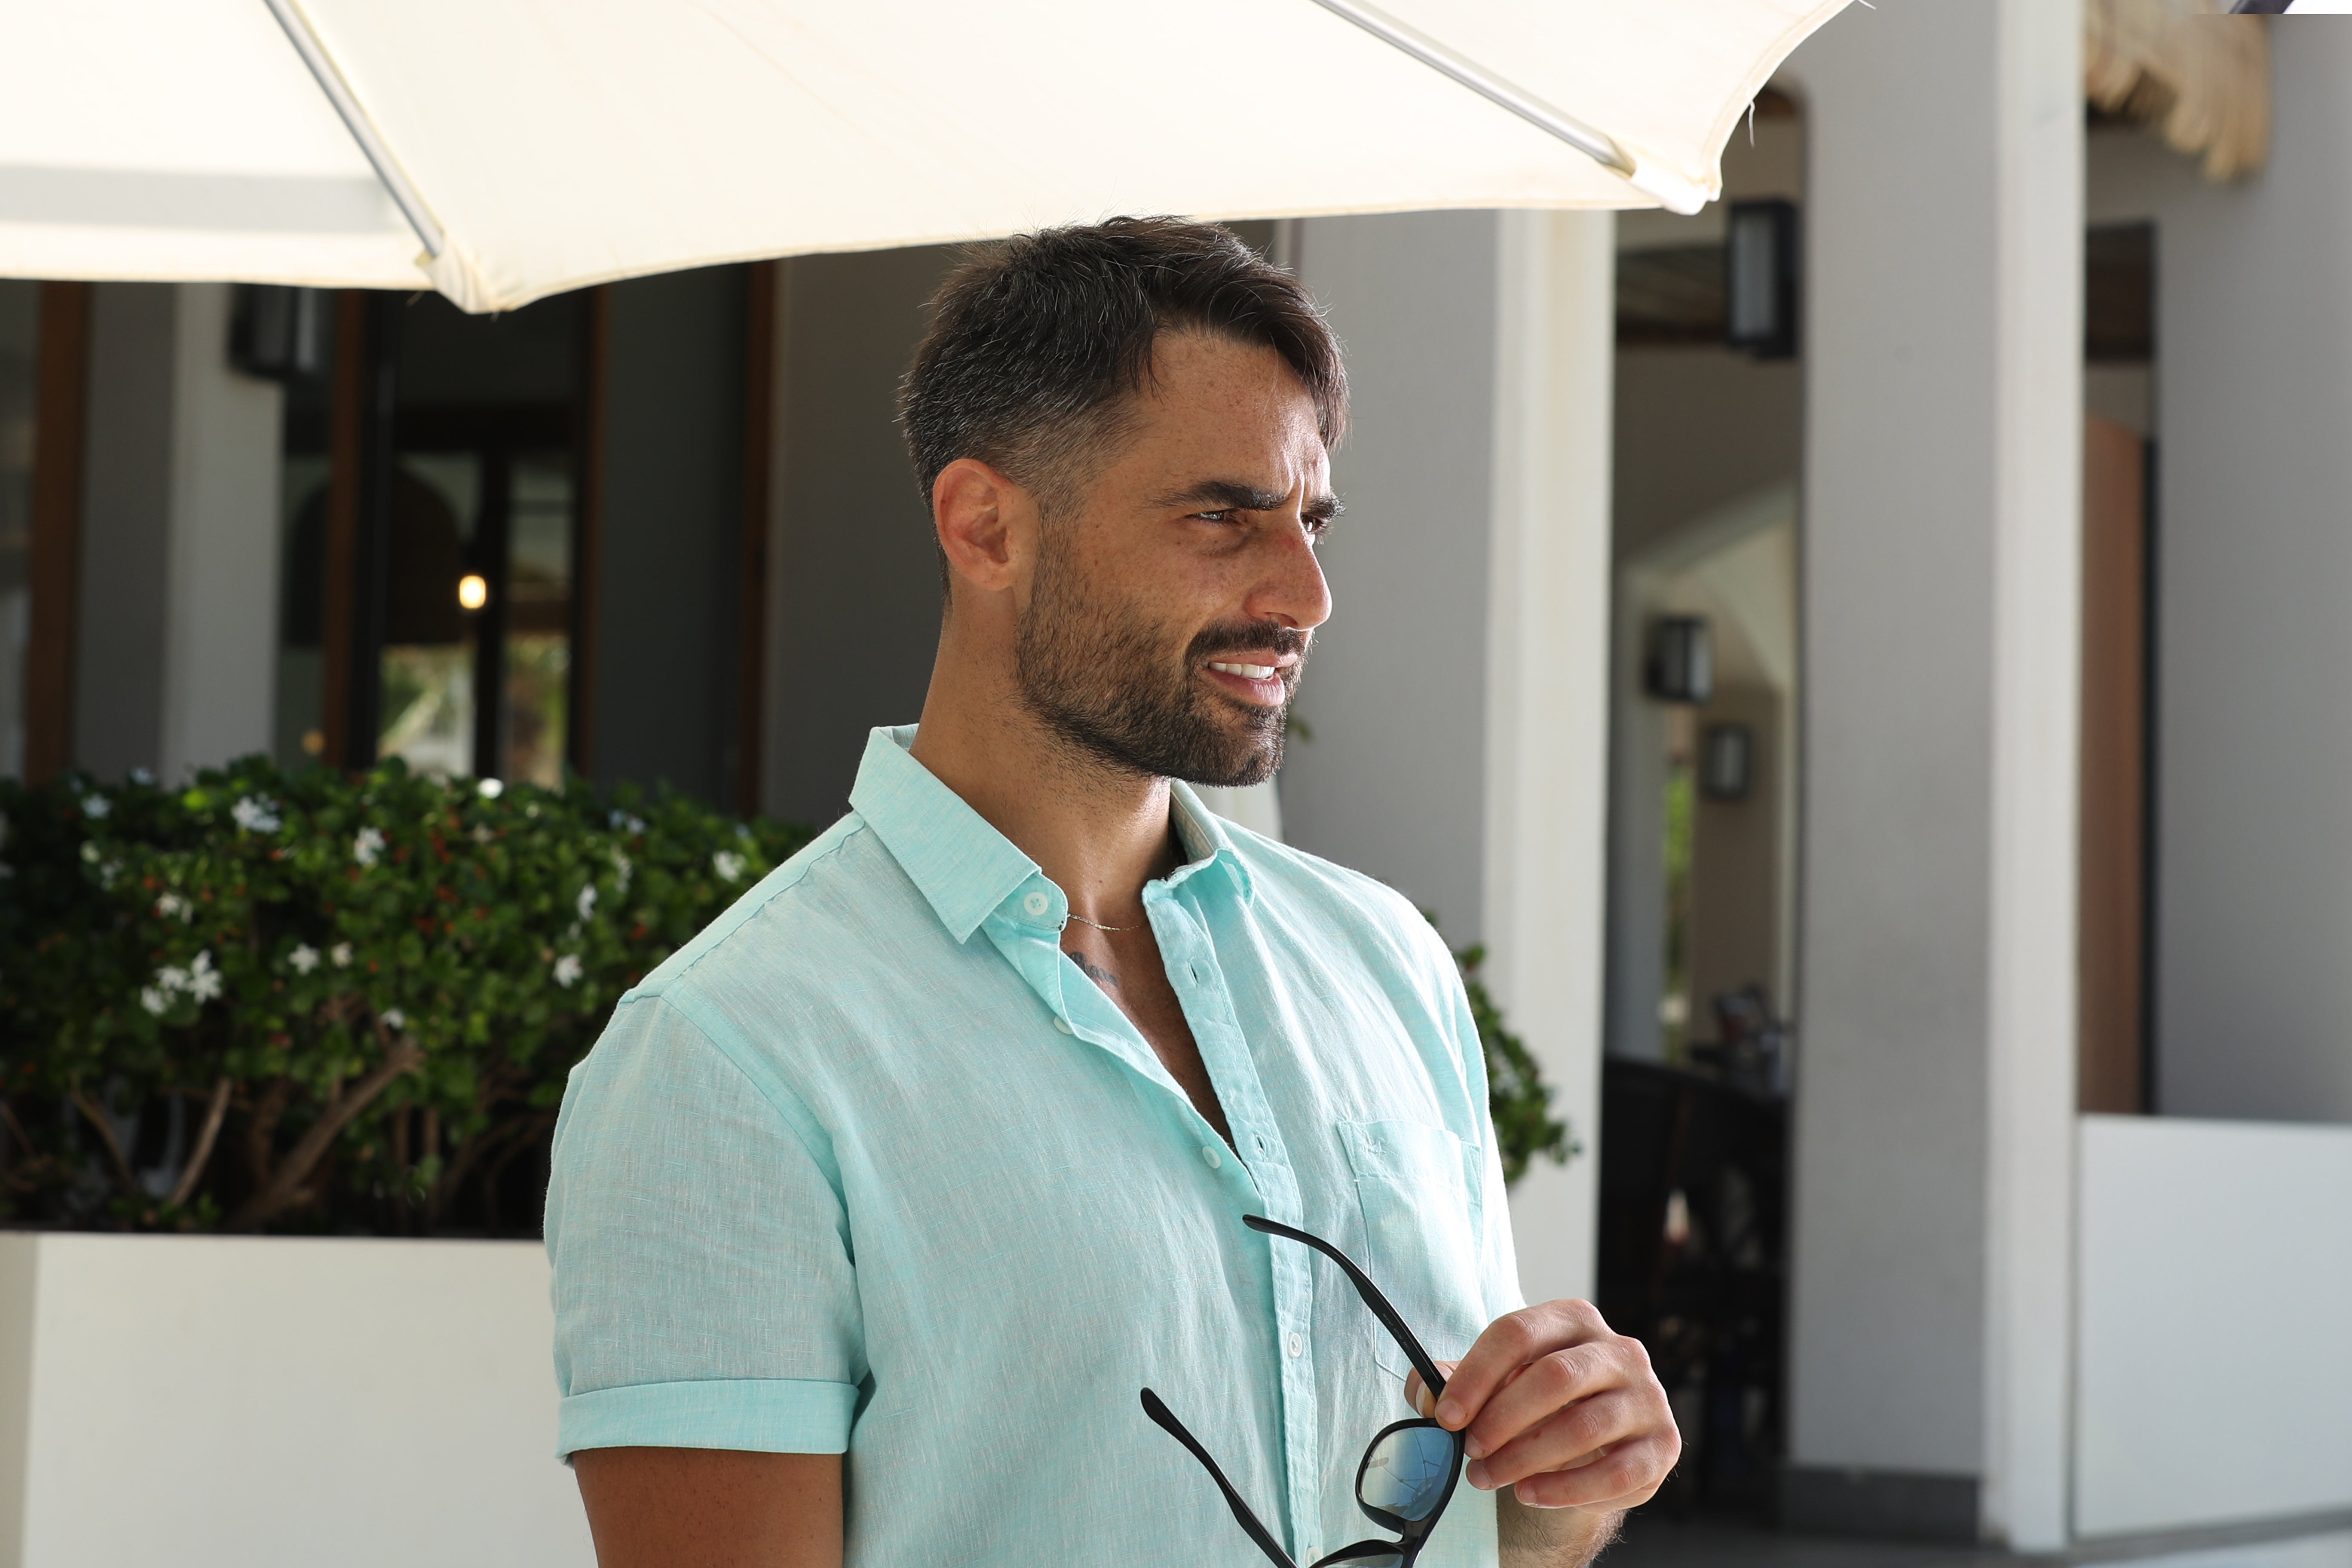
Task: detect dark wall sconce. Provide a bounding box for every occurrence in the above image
[1701,722,1755,801]
[229,284,331,383]
[1726,199,1798,360]
[1645,616,1714,704]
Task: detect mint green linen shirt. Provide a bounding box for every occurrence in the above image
[546,726,1522,1567]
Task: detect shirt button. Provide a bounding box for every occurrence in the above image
[1286,1332,1305,1358]
[1200,1144,1222,1170]
[1022,891,1049,918]
[1053,1016,1074,1035]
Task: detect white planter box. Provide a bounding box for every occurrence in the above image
[2076,1115,2352,1538]
[0,1233,591,1568]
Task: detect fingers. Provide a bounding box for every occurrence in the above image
[1403,1361,1457,1419]
[1432,1301,1610,1433]
[1507,1429,1679,1513]
[1464,1385,1651,1489]
[1430,1299,1681,1513]
[1461,1339,1634,1466]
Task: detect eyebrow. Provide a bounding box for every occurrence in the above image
[1156,478,1346,524]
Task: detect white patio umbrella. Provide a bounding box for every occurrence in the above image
[0,0,1851,313]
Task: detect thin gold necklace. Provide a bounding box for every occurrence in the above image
[1065,913,1130,934]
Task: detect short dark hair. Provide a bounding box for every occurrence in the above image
[899,217,1347,512]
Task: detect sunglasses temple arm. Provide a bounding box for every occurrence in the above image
[1139,1389,1302,1568]
[1243,1215,1451,1403]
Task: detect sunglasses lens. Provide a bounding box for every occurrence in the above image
[1359,1424,1454,1523]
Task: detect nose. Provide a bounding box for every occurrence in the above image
[1246,513,1332,633]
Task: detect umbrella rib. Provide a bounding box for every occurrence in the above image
[262,0,447,259]
[1304,0,1635,177]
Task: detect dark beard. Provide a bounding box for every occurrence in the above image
[1014,531,1307,788]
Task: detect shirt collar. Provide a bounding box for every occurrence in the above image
[849,726,1041,943]
[1167,779,1256,905]
[849,726,1259,943]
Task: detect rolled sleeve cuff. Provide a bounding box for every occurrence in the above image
[557,1378,859,1459]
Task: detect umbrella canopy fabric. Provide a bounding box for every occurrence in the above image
[0,0,427,289]
[0,0,1850,312]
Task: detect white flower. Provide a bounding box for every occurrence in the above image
[382,1008,407,1032]
[352,826,385,867]
[472,823,496,844]
[80,841,101,864]
[156,892,191,922]
[289,943,321,975]
[140,986,168,1016]
[186,951,221,1003]
[610,848,634,893]
[230,795,282,834]
[129,767,154,786]
[80,793,110,820]
[330,942,353,969]
[575,884,597,921]
[551,953,584,988]
[712,850,747,882]
[477,778,504,799]
[609,809,646,835]
[157,965,189,993]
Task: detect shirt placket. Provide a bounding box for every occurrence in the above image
[1146,881,1324,1568]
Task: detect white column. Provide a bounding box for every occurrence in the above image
[1784,0,2081,1546]
[1982,0,2083,1548]
[158,283,283,781]
[1486,210,1614,1308]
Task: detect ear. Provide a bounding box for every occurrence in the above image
[932,457,1034,597]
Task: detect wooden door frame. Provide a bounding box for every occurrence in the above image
[735,260,778,817]
[25,282,91,784]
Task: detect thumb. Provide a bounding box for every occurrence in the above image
[1404,1361,1461,1419]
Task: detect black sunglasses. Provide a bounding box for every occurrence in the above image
[1141,1214,1466,1568]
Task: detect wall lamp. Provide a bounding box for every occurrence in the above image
[1701,722,1755,802]
[1645,616,1714,704]
[1726,199,1799,360]
[229,284,331,382]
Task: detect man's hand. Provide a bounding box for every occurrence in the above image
[1404,1300,1678,1565]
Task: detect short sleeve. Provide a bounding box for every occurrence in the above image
[545,991,864,1457]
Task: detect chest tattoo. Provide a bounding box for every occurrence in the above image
[1064,947,1121,990]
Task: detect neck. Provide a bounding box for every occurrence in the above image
[909,617,1183,928]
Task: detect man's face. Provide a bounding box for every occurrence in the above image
[1013,331,1335,788]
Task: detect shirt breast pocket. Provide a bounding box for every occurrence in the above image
[1337,1118,1490,1384]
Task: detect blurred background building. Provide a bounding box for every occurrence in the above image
[2,4,2347,1565]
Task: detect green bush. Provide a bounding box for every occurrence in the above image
[0,757,809,1234]
[1456,944,1579,1186]
[0,756,1568,1233]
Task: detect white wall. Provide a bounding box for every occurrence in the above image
[1282,209,1614,1308]
[1780,0,2081,1546]
[2086,41,2352,1126]
[1280,211,1500,946]
[2075,1116,2352,1537]
[0,1235,588,1568]
[158,284,281,781]
[74,282,281,783]
[1484,210,1614,1309]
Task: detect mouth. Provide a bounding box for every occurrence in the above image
[1203,657,1294,706]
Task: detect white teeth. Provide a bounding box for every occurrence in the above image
[1210,662,1277,680]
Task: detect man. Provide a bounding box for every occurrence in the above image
[548,217,1676,1567]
